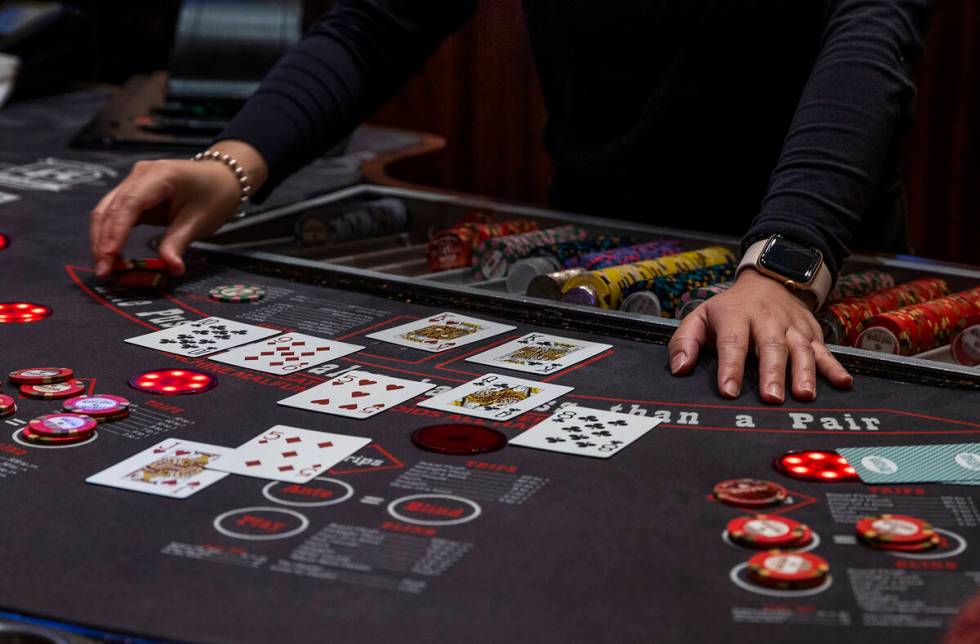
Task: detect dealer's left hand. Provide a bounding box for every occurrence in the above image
[668,269,853,404]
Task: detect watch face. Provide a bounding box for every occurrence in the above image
[758,236,821,283]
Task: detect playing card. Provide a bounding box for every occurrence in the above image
[125,316,279,357]
[366,311,515,353]
[838,443,980,484]
[207,425,371,483]
[466,332,612,375]
[509,405,661,458]
[277,370,434,418]
[418,373,572,421]
[86,439,232,498]
[210,333,364,375]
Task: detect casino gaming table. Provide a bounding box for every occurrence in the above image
[2,91,980,644]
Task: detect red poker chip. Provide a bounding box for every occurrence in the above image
[19,380,87,400]
[747,550,829,583]
[62,394,130,417]
[0,233,8,251]
[727,514,812,548]
[9,368,74,385]
[855,514,934,544]
[28,413,98,437]
[411,424,508,455]
[0,302,52,324]
[861,533,941,552]
[0,393,16,417]
[22,427,91,443]
[713,478,787,508]
[951,318,980,367]
[128,368,218,395]
[773,450,859,482]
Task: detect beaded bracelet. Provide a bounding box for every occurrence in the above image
[191,149,253,218]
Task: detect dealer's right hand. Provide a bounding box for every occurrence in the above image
[89,140,268,278]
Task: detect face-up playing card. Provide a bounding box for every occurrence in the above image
[838,443,980,484]
[277,370,435,419]
[418,373,572,421]
[125,316,280,357]
[86,439,232,498]
[210,333,364,375]
[466,332,612,375]
[509,405,661,458]
[207,425,371,483]
[366,311,515,353]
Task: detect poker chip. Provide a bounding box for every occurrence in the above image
[574,239,684,272]
[561,246,736,309]
[0,393,16,418]
[21,427,91,444]
[112,257,166,272]
[713,478,788,508]
[19,379,86,400]
[827,270,896,303]
[472,225,587,280]
[620,262,736,318]
[508,234,639,293]
[0,302,53,324]
[773,450,858,482]
[0,232,8,251]
[951,317,980,366]
[128,368,218,395]
[411,424,508,455]
[526,267,587,300]
[677,281,734,319]
[294,198,408,247]
[9,367,74,385]
[747,551,829,590]
[28,413,98,437]
[861,533,942,552]
[727,514,813,549]
[62,394,130,418]
[209,284,267,303]
[428,218,540,272]
[855,514,935,544]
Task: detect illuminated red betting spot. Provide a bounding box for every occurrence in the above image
[128,368,218,396]
[773,449,860,482]
[0,302,52,324]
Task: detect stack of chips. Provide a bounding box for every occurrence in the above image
[0,393,15,419]
[727,514,814,550]
[856,286,980,356]
[746,551,830,591]
[574,239,683,272]
[506,234,638,293]
[561,245,736,309]
[677,281,735,319]
[23,413,98,446]
[619,262,736,317]
[63,394,132,423]
[471,225,588,280]
[951,315,980,366]
[427,218,539,272]
[110,258,168,289]
[817,277,949,345]
[855,513,940,552]
[827,269,895,303]
[294,198,408,247]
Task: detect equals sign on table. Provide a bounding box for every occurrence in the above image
[360,496,385,506]
[4,418,26,428]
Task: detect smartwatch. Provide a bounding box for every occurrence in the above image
[736,235,833,310]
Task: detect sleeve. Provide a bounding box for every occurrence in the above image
[742,0,931,278]
[218,0,478,194]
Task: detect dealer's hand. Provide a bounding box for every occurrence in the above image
[668,269,853,403]
[89,140,268,278]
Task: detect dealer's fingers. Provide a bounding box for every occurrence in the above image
[786,327,817,401]
[668,308,710,375]
[713,314,750,399]
[752,320,789,404]
[813,340,853,389]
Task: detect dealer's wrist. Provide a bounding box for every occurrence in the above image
[736,235,832,311]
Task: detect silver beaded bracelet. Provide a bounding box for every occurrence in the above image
[191,149,253,218]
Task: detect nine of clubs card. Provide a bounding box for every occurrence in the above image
[125,316,279,357]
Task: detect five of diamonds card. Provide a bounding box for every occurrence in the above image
[366,311,515,353]
[419,373,572,421]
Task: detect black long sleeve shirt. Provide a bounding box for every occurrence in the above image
[220,0,931,278]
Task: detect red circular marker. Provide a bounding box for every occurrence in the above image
[773,450,859,482]
[128,368,218,395]
[411,424,507,455]
[0,233,8,251]
[0,302,52,324]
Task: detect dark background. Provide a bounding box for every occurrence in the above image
[16,0,980,265]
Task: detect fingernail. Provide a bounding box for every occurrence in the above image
[800,383,815,400]
[670,352,687,374]
[722,379,739,398]
[95,260,108,277]
[767,384,783,401]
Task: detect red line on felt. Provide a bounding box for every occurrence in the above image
[765,491,819,516]
[159,291,209,319]
[334,315,416,340]
[541,349,615,383]
[338,357,469,383]
[64,265,157,330]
